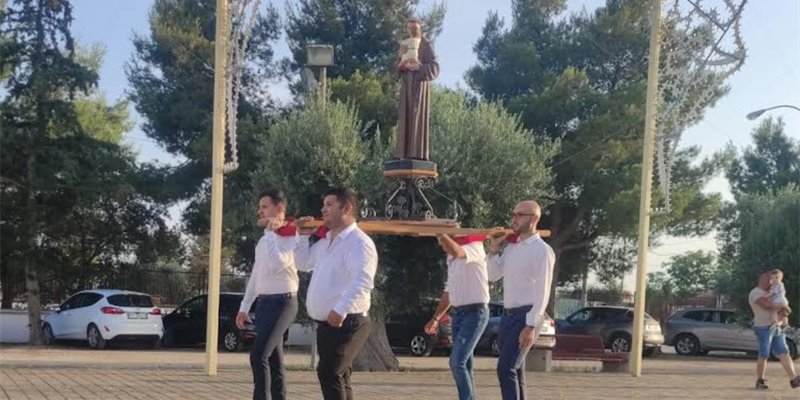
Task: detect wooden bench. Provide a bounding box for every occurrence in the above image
[552,334,629,373]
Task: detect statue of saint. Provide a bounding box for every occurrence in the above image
[395,18,440,160]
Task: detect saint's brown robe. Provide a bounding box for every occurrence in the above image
[395,38,440,160]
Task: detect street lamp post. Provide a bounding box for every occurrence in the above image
[303,44,333,371]
[305,44,334,103]
[746,104,800,120]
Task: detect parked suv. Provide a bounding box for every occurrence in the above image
[664,308,799,359]
[42,289,163,350]
[162,293,257,352]
[556,306,664,356]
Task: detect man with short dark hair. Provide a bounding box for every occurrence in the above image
[749,271,799,390]
[238,188,299,400]
[295,187,377,400]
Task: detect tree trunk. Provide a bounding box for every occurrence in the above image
[581,264,589,306]
[21,0,48,347]
[1,261,14,309]
[353,320,399,372]
[24,148,43,346]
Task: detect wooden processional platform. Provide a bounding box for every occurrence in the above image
[297,219,551,239]
[293,159,552,239]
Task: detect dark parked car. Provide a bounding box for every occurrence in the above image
[556,306,664,356]
[476,302,557,356]
[162,293,257,352]
[664,308,799,359]
[385,300,452,357]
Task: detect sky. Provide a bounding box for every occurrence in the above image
[69,0,800,290]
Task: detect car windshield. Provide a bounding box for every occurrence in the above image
[107,294,154,308]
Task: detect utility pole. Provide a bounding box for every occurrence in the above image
[630,0,662,378]
[205,0,228,377]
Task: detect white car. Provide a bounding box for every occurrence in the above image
[42,289,163,349]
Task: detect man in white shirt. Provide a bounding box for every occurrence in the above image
[487,201,555,400]
[295,187,377,400]
[425,234,490,400]
[237,189,300,400]
[748,271,799,390]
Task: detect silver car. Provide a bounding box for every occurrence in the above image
[556,306,664,356]
[664,308,799,359]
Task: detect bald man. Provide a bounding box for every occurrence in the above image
[487,201,555,400]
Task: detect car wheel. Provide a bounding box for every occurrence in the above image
[609,332,632,353]
[42,323,55,346]
[151,337,162,350]
[222,329,243,352]
[674,334,700,356]
[87,324,107,350]
[490,335,500,357]
[409,333,433,357]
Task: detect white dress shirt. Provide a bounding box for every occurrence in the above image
[487,233,555,328]
[445,242,490,307]
[239,230,300,313]
[294,223,377,321]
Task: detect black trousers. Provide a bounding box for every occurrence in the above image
[250,293,298,400]
[316,314,372,400]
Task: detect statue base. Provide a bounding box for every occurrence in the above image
[382,158,438,179]
[378,159,461,221]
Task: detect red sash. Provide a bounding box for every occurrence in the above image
[453,235,486,245]
[275,217,297,236]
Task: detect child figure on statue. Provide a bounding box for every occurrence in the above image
[398,36,421,70]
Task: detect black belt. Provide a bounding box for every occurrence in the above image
[314,312,368,325]
[505,305,533,315]
[452,303,487,312]
[258,292,296,300]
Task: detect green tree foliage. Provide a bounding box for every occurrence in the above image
[250,95,372,215]
[718,119,800,325]
[284,0,445,80]
[1,0,97,342]
[328,69,397,140]
[726,117,800,197]
[126,0,281,205]
[717,188,800,326]
[664,250,717,298]
[466,0,727,290]
[0,0,181,344]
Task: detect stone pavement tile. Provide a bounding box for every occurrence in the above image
[2,360,800,400]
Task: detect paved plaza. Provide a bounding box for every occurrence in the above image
[1,346,799,400]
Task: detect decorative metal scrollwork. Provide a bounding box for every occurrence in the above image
[359,199,377,219]
[375,175,464,221]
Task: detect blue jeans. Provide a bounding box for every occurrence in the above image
[754,325,790,359]
[449,305,489,400]
[250,293,298,400]
[497,305,532,400]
